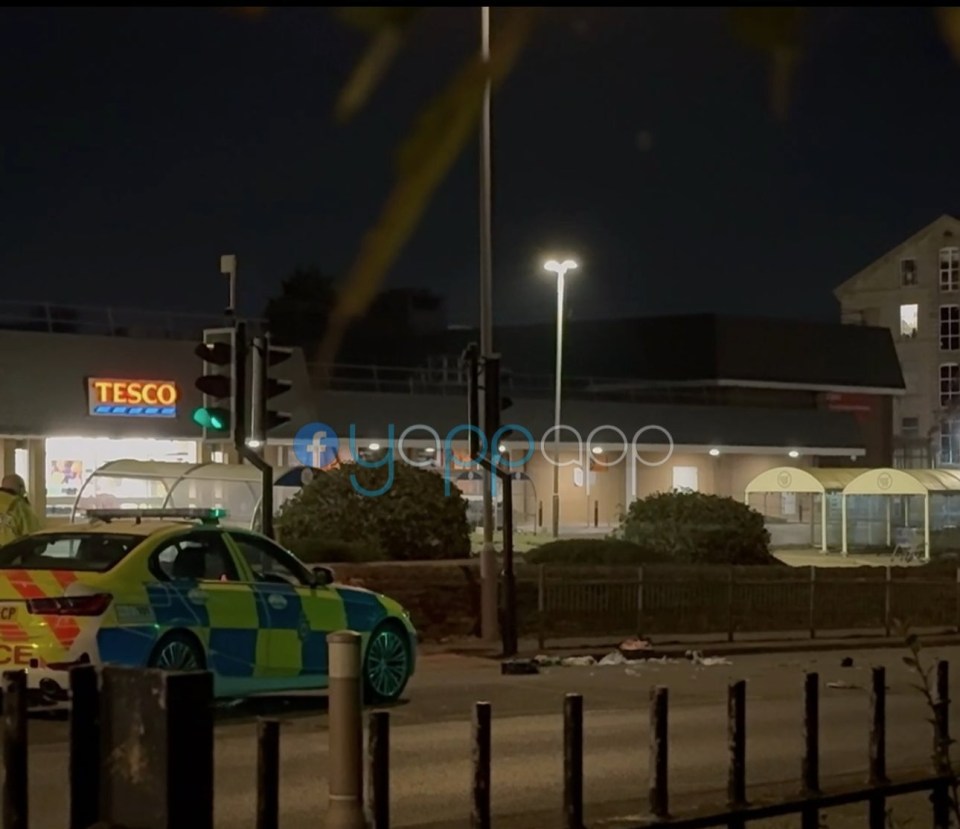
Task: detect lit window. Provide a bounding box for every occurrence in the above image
[900,303,919,338]
[941,363,960,407]
[901,258,918,286]
[941,248,960,292]
[942,305,960,350]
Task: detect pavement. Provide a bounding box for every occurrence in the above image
[21,643,960,828]
[420,627,960,660]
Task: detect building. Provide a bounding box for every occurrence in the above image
[835,214,960,468]
[317,314,905,529]
[0,304,904,536]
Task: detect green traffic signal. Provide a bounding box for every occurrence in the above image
[192,407,229,432]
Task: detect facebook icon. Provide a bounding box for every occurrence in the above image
[293,422,340,468]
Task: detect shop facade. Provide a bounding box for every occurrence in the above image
[0,328,315,523]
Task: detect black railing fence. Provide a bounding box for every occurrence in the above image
[0,637,956,828]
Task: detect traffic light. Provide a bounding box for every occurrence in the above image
[482,353,513,439]
[253,333,293,443]
[193,325,246,446]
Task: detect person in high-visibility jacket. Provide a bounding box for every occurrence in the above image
[0,474,40,546]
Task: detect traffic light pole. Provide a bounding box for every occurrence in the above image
[464,345,518,657]
[244,333,275,540]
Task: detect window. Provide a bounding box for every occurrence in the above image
[942,305,960,350]
[0,533,141,572]
[941,248,960,291]
[900,304,919,338]
[230,533,312,587]
[901,258,918,286]
[941,363,960,406]
[942,419,960,466]
[152,532,239,582]
[901,417,920,437]
[671,466,699,492]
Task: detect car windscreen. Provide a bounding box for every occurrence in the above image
[0,533,142,572]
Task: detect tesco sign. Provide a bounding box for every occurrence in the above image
[87,378,179,419]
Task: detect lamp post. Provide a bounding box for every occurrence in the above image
[544,258,578,538]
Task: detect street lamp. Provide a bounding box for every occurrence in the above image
[543,258,578,538]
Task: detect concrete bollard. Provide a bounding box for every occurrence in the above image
[326,631,367,829]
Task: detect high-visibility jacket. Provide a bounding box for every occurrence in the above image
[0,490,40,547]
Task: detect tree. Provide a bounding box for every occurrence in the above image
[275,461,471,561]
[618,491,776,566]
[263,267,337,348]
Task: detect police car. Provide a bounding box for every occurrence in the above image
[0,508,417,705]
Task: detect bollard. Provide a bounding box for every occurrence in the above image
[99,667,214,829]
[367,711,390,829]
[648,686,669,819]
[800,672,820,829]
[563,694,584,829]
[726,680,746,815]
[257,719,280,829]
[2,670,28,829]
[868,667,888,829]
[70,665,101,829]
[471,702,492,829]
[326,631,367,829]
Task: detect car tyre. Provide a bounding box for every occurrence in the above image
[362,623,412,704]
[148,631,206,672]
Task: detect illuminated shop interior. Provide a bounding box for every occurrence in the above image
[45,437,198,518]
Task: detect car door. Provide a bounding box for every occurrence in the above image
[227,532,344,679]
[150,529,262,679]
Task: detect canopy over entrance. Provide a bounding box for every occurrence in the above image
[69,460,319,530]
[840,468,960,559]
[744,467,870,553]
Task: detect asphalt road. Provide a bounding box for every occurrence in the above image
[22,645,960,828]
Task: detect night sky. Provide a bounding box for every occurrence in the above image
[4,7,960,327]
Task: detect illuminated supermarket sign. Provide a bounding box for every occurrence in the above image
[87,378,179,418]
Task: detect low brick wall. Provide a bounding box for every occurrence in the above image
[334,562,481,641]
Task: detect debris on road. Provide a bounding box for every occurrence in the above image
[619,637,652,652]
[827,680,862,690]
[501,659,540,676]
[561,655,597,667]
[686,650,733,667]
[598,651,628,666]
[840,656,854,668]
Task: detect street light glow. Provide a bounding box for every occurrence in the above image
[709,448,720,457]
[788,449,800,459]
[369,443,381,451]
[544,258,578,278]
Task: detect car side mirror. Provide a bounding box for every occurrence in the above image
[312,565,335,587]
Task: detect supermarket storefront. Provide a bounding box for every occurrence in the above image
[0,328,314,522]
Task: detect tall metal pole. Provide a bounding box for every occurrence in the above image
[478,5,498,642]
[551,271,564,538]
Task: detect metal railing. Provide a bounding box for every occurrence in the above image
[0,300,265,340]
[5,643,953,829]
[306,361,731,403]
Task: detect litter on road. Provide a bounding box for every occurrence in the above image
[532,650,734,669]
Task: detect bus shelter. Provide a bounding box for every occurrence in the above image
[840,468,960,560]
[744,467,868,553]
[69,460,319,530]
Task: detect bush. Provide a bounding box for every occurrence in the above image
[286,538,384,564]
[619,491,775,565]
[525,538,672,566]
[276,462,471,561]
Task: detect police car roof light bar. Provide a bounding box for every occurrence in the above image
[86,507,228,525]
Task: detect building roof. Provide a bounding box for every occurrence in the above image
[834,213,960,297]
[315,390,867,455]
[411,314,905,393]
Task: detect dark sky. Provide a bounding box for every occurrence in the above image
[3,7,960,326]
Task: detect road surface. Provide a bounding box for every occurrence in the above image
[22,645,960,828]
